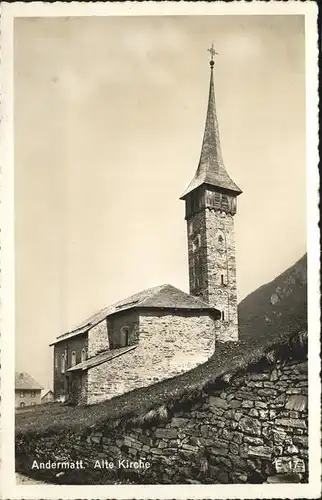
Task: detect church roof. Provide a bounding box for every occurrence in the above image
[51,284,220,345]
[180,55,242,199]
[15,372,43,391]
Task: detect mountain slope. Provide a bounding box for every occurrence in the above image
[238,254,307,343]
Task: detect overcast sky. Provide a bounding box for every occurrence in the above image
[14,15,306,389]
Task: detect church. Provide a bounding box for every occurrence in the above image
[50,47,242,405]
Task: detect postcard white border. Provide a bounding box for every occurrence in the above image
[0,1,320,499]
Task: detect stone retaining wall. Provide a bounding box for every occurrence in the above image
[16,358,308,484]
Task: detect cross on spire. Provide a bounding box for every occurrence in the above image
[208,44,218,66]
[180,46,242,200]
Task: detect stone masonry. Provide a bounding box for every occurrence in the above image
[87,311,215,404]
[88,320,109,357]
[205,207,238,342]
[187,205,238,342]
[16,358,308,484]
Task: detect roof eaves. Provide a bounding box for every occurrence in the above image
[67,345,138,372]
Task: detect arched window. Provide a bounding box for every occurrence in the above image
[120,326,130,347]
[71,351,77,367]
[61,353,66,374]
[81,348,86,363]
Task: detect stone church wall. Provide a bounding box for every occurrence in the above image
[16,358,308,484]
[107,310,140,348]
[86,311,215,404]
[53,334,88,401]
[88,319,109,357]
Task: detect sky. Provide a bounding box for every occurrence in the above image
[14,15,306,390]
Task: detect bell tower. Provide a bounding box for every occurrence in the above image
[180,46,242,342]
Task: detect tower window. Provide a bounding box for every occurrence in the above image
[222,195,229,210]
[222,311,225,321]
[218,234,224,243]
[221,274,224,285]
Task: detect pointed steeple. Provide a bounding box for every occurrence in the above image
[180,45,242,199]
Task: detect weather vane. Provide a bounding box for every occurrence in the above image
[208,43,218,65]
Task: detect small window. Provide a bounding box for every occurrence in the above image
[61,353,66,374]
[31,391,35,398]
[20,402,25,408]
[221,274,224,285]
[222,311,225,321]
[71,351,77,367]
[218,234,224,243]
[120,326,130,347]
[81,348,86,363]
[31,402,36,406]
[54,353,58,369]
[20,391,25,398]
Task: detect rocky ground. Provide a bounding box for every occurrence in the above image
[16,473,51,484]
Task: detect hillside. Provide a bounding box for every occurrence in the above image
[238,253,307,343]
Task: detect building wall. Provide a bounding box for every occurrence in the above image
[87,311,215,405]
[107,310,139,348]
[88,319,109,357]
[53,334,88,400]
[41,392,54,404]
[16,358,308,484]
[69,371,88,405]
[15,389,41,408]
[187,205,238,343]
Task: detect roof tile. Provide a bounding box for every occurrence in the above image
[51,284,220,345]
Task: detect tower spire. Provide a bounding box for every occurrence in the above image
[180,45,241,199]
[180,47,242,343]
